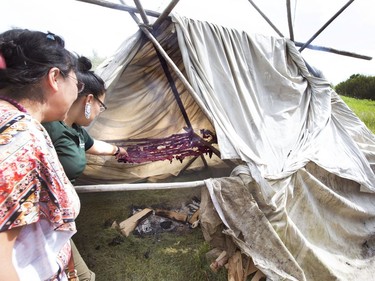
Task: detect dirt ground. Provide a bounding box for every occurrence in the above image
[73,187,229,281]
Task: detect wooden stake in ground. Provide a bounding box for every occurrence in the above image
[227,251,243,281]
[119,208,153,237]
[209,250,228,273]
[227,251,266,281]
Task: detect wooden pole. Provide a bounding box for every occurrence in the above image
[132,17,215,123]
[76,0,371,61]
[75,180,206,193]
[246,0,284,37]
[298,0,355,52]
[133,0,149,25]
[286,0,294,41]
[75,0,161,18]
[294,41,372,61]
[153,0,180,30]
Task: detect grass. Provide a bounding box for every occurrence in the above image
[340,96,375,133]
[74,188,228,281]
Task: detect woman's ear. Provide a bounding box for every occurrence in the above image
[47,67,61,92]
[85,93,94,103]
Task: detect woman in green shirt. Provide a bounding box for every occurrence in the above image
[43,56,127,184]
[43,56,127,280]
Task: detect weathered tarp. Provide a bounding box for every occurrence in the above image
[172,15,375,191]
[82,20,230,184]
[84,14,375,280]
[171,15,375,280]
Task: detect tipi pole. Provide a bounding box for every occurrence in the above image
[153,0,180,29]
[76,0,161,17]
[75,0,372,61]
[286,0,294,41]
[129,1,193,129]
[154,48,192,129]
[117,2,215,124]
[131,15,214,124]
[294,42,372,61]
[133,0,149,25]
[246,0,284,37]
[298,0,355,52]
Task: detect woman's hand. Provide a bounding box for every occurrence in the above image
[114,146,128,160]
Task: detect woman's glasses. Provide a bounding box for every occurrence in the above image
[65,74,85,94]
[94,96,107,113]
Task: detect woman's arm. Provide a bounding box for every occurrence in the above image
[0,227,21,281]
[86,139,127,157]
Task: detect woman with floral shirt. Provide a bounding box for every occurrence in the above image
[0,28,81,281]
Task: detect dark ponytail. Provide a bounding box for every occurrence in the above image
[76,56,106,98]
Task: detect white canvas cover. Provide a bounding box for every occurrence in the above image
[82,14,375,280]
[81,20,232,184]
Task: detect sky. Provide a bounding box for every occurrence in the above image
[1,0,374,85]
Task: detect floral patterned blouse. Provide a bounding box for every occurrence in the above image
[0,106,80,280]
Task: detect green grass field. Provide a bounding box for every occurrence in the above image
[341,96,375,133]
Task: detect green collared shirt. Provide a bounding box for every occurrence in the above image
[43,121,94,184]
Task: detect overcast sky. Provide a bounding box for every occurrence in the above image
[1,0,374,85]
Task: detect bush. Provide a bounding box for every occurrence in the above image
[335,74,375,100]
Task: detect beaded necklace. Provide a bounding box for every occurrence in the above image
[0,96,27,113]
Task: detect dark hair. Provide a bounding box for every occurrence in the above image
[0,28,77,101]
[76,56,106,99]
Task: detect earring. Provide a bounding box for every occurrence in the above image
[84,103,91,119]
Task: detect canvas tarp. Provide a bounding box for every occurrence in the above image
[81,19,232,184]
[83,14,375,280]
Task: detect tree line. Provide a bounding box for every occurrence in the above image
[334,74,375,100]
